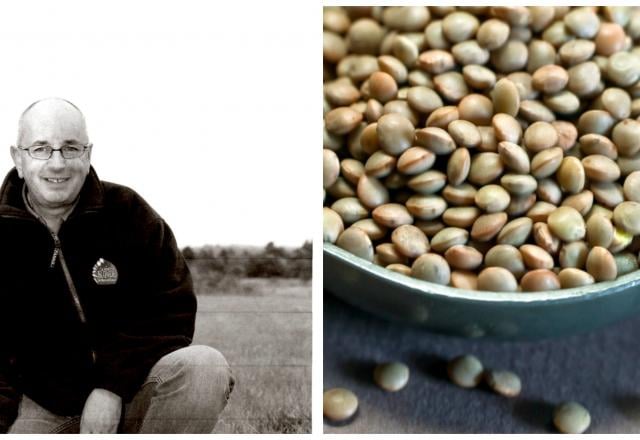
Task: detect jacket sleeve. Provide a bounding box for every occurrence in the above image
[0,346,20,432]
[92,213,196,401]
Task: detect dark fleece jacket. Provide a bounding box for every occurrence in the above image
[0,167,195,431]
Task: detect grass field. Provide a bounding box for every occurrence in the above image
[192,277,311,433]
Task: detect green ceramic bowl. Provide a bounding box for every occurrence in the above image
[324,243,640,340]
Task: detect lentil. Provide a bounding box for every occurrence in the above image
[485,244,526,279]
[484,370,522,397]
[520,269,561,291]
[373,362,410,392]
[411,253,451,285]
[477,267,519,292]
[324,388,359,422]
[553,401,591,434]
[391,224,430,258]
[447,355,484,387]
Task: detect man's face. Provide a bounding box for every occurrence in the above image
[10,102,92,212]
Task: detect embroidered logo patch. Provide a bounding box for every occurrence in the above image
[92,258,118,285]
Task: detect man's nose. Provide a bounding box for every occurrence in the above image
[47,150,67,167]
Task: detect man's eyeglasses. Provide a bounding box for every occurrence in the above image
[18,144,91,160]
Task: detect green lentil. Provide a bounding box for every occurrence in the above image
[447,354,484,388]
[373,362,410,392]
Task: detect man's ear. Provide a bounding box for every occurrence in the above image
[10,146,23,178]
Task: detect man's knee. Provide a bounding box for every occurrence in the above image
[154,345,234,398]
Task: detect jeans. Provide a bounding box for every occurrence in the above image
[8,345,235,433]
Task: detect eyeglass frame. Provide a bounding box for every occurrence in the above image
[17,143,92,160]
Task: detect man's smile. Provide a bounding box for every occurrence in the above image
[43,177,70,184]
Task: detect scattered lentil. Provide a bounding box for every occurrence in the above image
[484,370,522,397]
[447,355,484,388]
[323,388,359,422]
[553,401,591,434]
[373,362,410,392]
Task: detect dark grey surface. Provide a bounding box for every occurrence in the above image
[324,290,640,433]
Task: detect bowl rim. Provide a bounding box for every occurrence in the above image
[324,242,640,303]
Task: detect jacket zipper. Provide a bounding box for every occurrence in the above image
[50,231,98,365]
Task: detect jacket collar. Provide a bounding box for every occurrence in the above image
[0,166,104,219]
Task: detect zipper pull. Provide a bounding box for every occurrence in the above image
[50,233,61,268]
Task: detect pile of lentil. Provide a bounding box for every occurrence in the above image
[323,6,640,292]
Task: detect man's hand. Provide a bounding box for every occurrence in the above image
[80,388,122,434]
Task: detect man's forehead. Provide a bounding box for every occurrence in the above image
[19,99,88,145]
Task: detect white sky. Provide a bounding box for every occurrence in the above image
[0,1,316,248]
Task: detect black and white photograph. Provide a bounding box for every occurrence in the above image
[323,5,640,434]
[0,1,314,434]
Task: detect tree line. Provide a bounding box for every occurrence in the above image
[181,241,312,280]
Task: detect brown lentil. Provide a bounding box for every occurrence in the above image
[445,245,484,270]
[448,120,482,149]
[520,244,555,269]
[375,243,407,266]
[498,142,530,174]
[531,147,564,179]
[458,94,494,126]
[391,224,430,258]
[364,151,396,178]
[497,217,533,246]
[524,121,558,152]
[579,133,617,160]
[586,246,617,281]
[500,174,537,196]
[462,65,497,90]
[520,269,561,291]
[337,227,374,262]
[612,119,640,157]
[442,184,477,206]
[406,195,447,220]
[491,78,520,116]
[415,127,456,155]
[376,113,414,155]
[533,222,560,255]
[406,86,443,115]
[426,105,459,129]
[537,179,563,205]
[431,227,469,253]
[527,201,557,223]
[352,218,387,241]
[468,153,504,185]
[547,206,586,242]
[357,175,389,209]
[485,244,526,279]
[442,207,482,228]
[407,170,447,194]
[558,268,595,288]
[447,148,471,186]
[450,270,478,290]
[477,267,519,292]
[552,121,578,151]
[560,241,589,269]
[411,253,451,285]
[591,182,624,209]
[582,155,621,182]
[372,203,413,228]
[493,114,522,144]
[613,201,640,235]
[386,263,412,276]
[623,171,640,202]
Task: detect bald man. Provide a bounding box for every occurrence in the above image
[0,98,234,433]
